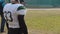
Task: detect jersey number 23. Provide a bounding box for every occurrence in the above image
[4,11,13,22]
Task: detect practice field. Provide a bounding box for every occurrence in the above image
[1,9,60,34]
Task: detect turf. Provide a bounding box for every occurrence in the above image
[25,10,60,33]
[1,9,60,34]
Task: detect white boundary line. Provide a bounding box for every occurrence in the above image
[27,8,60,10]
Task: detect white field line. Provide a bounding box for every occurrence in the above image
[27,8,60,10]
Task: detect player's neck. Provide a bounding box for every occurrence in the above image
[12,3,19,4]
[11,2,19,4]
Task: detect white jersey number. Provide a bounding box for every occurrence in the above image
[4,11,13,22]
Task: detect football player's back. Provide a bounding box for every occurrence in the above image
[3,0,28,34]
[3,3,25,28]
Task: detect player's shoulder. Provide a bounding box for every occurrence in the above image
[5,3,11,5]
[4,3,11,7]
[17,4,25,11]
[16,4,24,6]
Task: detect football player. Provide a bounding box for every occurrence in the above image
[3,0,28,34]
[0,0,5,33]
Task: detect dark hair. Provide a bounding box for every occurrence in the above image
[15,0,18,2]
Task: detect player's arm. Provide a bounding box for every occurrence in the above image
[18,14,28,34]
[17,6,28,34]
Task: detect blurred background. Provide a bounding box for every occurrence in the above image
[5,0,60,8]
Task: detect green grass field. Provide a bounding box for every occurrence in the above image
[1,9,60,34]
